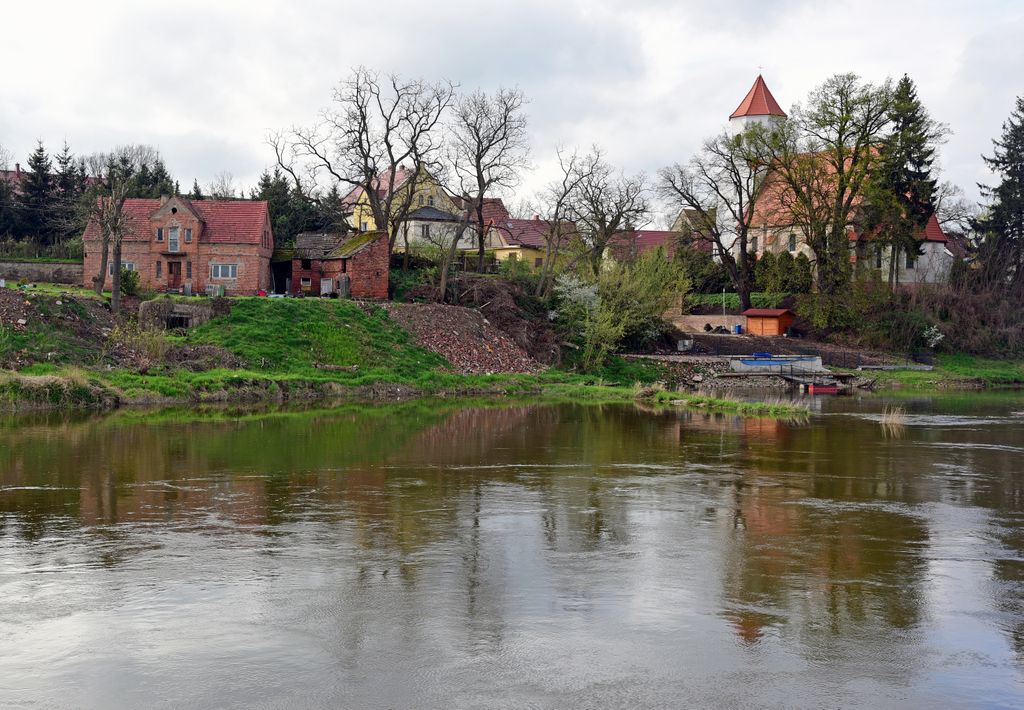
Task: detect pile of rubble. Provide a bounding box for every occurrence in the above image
[385,303,541,374]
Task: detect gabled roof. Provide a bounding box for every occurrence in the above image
[82,198,269,244]
[406,206,459,222]
[730,75,786,119]
[450,196,512,225]
[293,230,386,259]
[492,215,575,249]
[341,165,418,207]
[608,230,682,260]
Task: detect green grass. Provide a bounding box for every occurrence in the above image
[8,282,105,301]
[0,294,813,419]
[0,256,81,264]
[840,353,1024,388]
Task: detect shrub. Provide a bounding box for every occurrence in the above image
[119,267,140,296]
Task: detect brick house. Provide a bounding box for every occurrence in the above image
[289,231,389,299]
[83,196,274,295]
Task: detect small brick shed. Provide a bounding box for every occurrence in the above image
[742,308,796,336]
[287,231,389,299]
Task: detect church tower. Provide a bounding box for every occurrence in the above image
[729,74,786,133]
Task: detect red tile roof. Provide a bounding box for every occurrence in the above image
[608,230,682,260]
[490,214,575,249]
[730,75,786,119]
[742,308,794,317]
[341,166,417,207]
[922,213,948,242]
[83,198,269,244]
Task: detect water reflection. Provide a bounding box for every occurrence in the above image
[1,396,1023,708]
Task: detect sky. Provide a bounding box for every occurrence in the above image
[2,0,1022,222]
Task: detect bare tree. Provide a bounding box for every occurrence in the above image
[534,147,590,298]
[207,171,237,199]
[567,147,650,274]
[659,125,778,311]
[83,145,159,313]
[447,87,530,272]
[935,180,979,243]
[272,66,455,253]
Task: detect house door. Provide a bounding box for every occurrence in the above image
[168,261,182,289]
[320,278,334,296]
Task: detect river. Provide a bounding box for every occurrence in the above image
[1,394,1023,709]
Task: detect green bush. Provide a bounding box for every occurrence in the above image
[119,267,140,296]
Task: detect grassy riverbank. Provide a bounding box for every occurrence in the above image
[0,295,810,418]
[841,354,1024,389]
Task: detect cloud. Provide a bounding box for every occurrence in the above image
[1,0,1021,214]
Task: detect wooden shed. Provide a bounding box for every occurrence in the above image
[742,308,796,336]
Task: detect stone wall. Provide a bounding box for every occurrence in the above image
[0,260,84,285]
[668,313,746,334]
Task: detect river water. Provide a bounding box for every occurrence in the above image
[1,394,1023,709]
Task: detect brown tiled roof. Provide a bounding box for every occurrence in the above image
[83,198,269,244]
[608,230,682,260]
[294,231,386,259]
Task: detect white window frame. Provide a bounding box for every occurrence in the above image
[109,262,136,276]
[420,224,430,239]
[168,226,180,253]
[360,221,368,232]
[210,263,238,279]
[185,227,193,243]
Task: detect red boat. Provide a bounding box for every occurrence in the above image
[807,384,839,395]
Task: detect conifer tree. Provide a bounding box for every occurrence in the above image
[865,75,944,286]
[189,179,204,200]
[20,141,54,241]
[54,142,87,240]
[976,96,1024,295]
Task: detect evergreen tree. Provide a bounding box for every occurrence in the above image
[19,141,55,241]
[791,253,813,293]
[53,142,87,240]
[865,75,943,286]
[189,178,204,200]
[775,250,795,292]
[976,96,1024,295]
[754,251,777,292]
[129,156,176,198]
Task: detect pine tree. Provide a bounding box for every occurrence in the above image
[19,141,55,241]
[866,75,943,286]
[189,178,204,200]
[976,96,1024,295]
[53,142,87,241]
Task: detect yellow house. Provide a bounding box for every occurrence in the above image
[343,165,458,234]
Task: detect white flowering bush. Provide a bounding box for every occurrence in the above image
[923,324,944,349]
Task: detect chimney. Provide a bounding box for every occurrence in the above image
[533,214,540,221]
[14,163,21,177]
[160,194,169,206]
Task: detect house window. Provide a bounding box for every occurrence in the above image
[751,236,758,254]
[428,195,434,207]
[156,261,162,279]
[300,277,311,288]
[168,226,180,252]
[186,261,192,279]
[788,234,796,252]
[156,227,163,242]
[211,263,238,279]
[534,258,543,268]
[875,247,883,269]
[417,195,424,206]
[109,262,136,275]
[905,252,916,269]
[301,259,312,269]
[420,224,430,239]
[185,228,193,243]
[360,221,368,232]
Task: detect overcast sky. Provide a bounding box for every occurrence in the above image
[2,0,1021,221]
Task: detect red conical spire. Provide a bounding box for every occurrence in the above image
[730,75,786,119]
